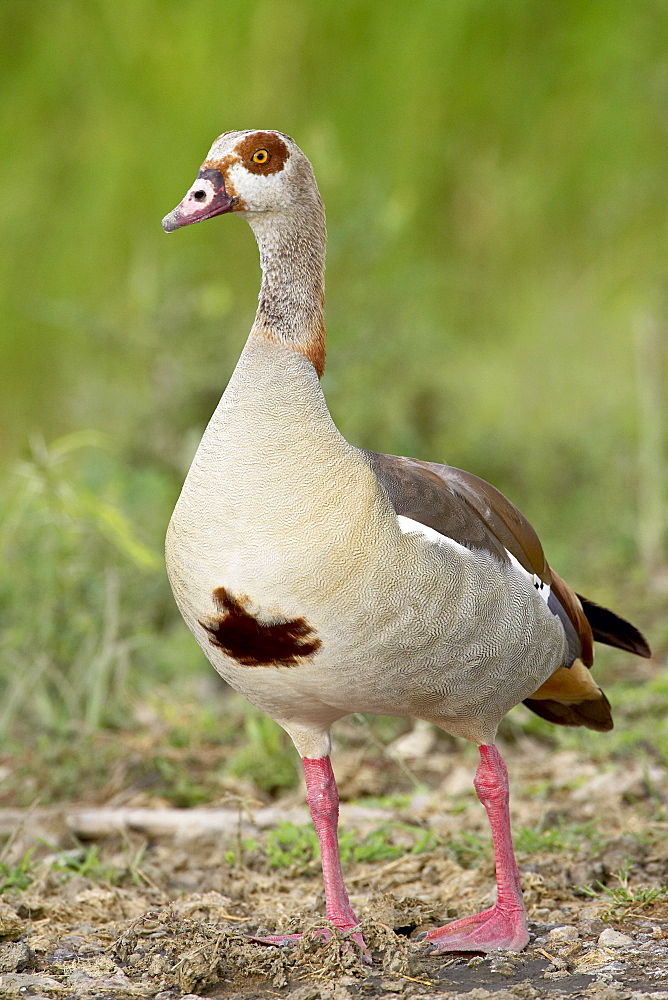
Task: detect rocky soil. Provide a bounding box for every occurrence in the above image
[1,733,668,1000]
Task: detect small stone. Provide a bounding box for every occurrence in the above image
[387,719,436,759]
[651,925,665,939]
[580,918,607,936]
[0,902,23,942]
[579,904,609,921]
[331,987,353,1000]
[489,958,519,975]
[548,925,580,945]
[0,972,70,996]
[288,987,322,1000]
[0,941,31,973]
[598,928,633,948]
[599,835,646,874]
[147,954,170,975]
[510,986,540,999]
[544,968,571,980]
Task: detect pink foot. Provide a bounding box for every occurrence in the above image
[424,744,530,955]
[423,903,529,953]
[251,927,370,962]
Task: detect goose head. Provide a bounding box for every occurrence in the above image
[162,129,318,232]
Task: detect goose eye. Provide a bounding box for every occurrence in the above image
[251,149,270,164]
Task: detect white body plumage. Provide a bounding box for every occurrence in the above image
[167,337,566,758]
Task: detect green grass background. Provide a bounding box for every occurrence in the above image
[0,0,666,776]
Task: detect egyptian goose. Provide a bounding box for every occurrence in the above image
[162,130,651,954]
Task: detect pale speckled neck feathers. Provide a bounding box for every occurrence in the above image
[246,190,327,377]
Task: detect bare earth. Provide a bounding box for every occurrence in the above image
[2,730,668,1000]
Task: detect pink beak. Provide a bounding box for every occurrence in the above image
[162,168,237,232]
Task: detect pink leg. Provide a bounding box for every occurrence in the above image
[303,756,360,929]
[424,743,529,953]
[254,756,368,958]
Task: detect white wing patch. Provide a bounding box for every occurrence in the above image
[397,516,551,607]
[398,515,449,545]
[504,548,551,605]
[397,515,477,559]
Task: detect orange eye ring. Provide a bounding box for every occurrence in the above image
[251,149,270,164]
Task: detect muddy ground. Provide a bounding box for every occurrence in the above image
[2,727,668,1000]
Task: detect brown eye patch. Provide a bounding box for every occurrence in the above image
[235,131,289,174]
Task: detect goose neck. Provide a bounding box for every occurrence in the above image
[247,203,327,377]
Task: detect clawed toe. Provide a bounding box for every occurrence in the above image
[250,932,304,948]
[250,926,371,963]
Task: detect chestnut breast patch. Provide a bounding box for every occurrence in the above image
[199,587,321,667]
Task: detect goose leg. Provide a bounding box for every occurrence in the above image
[424,743,529,953]
[303,756,361,929]
[256,756,368,958]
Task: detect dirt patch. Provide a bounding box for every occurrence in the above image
[2,736,668,998]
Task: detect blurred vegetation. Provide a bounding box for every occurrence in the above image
[0,1,666,780]
[250,820,440,872]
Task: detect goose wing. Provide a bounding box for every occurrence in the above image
[363,450,643,733]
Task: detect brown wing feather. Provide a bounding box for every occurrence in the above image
[440,465,550,582]
[363,451,549,581]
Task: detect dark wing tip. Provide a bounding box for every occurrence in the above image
[577,594,652,658]
[523,694,614,733]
